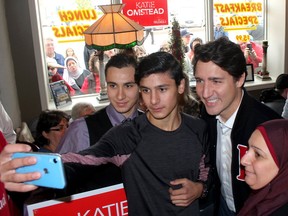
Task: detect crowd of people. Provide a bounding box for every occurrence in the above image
[44,37,152,97]
[0,36,288,216]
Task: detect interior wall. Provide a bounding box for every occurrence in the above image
[0,0,20,127]
[4,0,42,125]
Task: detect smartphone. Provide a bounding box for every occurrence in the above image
[247,43,252,51]
[12,152,66,189]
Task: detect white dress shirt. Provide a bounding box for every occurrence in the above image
[216,92,243,212]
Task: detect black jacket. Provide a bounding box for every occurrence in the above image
[85,107,113,145]
[201,89,282,213]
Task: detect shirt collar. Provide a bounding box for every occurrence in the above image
[106,104,139,126]
[216,90,244,133]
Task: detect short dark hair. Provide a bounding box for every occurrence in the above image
[275,74,288,94]
[105,53,137,77]
[136,51,184,86]
[189,37,203,51]
[193,37,247,81]
[35,110,70,146]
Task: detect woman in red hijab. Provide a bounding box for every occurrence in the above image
[239,119,288,216]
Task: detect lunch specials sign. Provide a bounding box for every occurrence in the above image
[27,184,128,216]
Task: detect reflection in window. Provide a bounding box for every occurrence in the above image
[38,0,266,102]
[213,0,266,71]
[38,0,207,100]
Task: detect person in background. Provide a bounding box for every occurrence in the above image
[62,56,91,93]
[34,110,70,153]
[181,29,193,53]
[187,37,203,81]
[0,100,16,143]
[83,45,95,70]
[159,40,171,53]
[133,45,147,62]
[193,37,282,215]
[0,52,211,215]
[214,23,228,40]
[65,47,78,60]
[46,57,76,96]
[275,74,288,118]
[239,119,288,216]
[183,53,193,81]
[180,73,200,117]
[187,37,203,62]
[259,73,288,117]
[144,27,154,45]
[81,51,101,94]
[247,24,264,41]
[70,102,96,122]
[117,48,136,57]
[44,37,65,76]
[104,49,116,59]
[239,40,263,69]
[180,29,194,81]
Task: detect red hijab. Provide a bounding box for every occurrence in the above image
[238,119,288,216]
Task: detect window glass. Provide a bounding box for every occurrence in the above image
[38,0,265,101]
[38,0,206,99]
[39,0,110,98]
[139,0,206,54]
[213,0,266,71]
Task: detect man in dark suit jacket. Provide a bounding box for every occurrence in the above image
[193,37,282,215]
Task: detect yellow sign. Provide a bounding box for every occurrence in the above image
[48,9,98,43]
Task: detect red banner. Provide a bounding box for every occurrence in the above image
[27,184,128,216]
[122,0,168,26]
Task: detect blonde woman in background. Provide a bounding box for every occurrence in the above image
[65,47,78,60]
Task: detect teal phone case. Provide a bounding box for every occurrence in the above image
[12,152,66,189]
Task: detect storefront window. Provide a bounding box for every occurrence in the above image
[37,0,265,105]
[213,0,266,71]
[38,0,206,101]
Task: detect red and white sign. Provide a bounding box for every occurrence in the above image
[27,184,128,216]
[122,0,168,26]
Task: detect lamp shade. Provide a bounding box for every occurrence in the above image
[84,4,144,51]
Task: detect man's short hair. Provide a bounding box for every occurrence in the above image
[104,53,137,76]
[71,102,96,120]
[136,51,184,86]
[275,74,288,91]
[193,37,246,81]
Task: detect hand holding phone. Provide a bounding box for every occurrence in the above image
[247,43,252,51]
[12,152,66,189]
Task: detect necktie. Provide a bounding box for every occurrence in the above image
[121,118,131,124]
